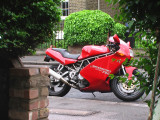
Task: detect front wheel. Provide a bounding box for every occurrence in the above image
[111,70,144,101]
[48,65,71,97]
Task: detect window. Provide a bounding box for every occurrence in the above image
[61,0,69,17]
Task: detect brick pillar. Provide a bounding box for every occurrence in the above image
[9,67,50,120]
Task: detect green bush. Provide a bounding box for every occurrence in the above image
[0,0,61,57]
[64,10,115,46]
[112,23,126,39]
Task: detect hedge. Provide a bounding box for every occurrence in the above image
[64,10,115,46]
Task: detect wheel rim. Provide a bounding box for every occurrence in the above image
[118,81,135,94]
[48,75,65,93]
[117,76,140,95]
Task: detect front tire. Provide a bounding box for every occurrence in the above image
[48,65,71,97]
[111,70,144,101]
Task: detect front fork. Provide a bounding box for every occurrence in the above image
[121,65,137,80]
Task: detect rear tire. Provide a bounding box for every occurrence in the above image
[111,70,144,101]
[48,84,71,97]
[48,65,71,97]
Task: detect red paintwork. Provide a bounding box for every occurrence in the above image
[78,45,110,60]
[80,55,125,92]
[45,48,77,65]
[45,35,136,92]
[80,52,127,92]
[127,41,131,48]
[80,37,132,92]
[113,34,120,44]
[125,66,137,80]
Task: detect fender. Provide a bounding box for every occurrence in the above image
[125,66,137,80]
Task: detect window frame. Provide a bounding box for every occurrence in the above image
[61,0,69,20]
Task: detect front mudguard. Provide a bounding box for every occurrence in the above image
[124,66,137,80]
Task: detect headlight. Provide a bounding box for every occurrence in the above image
[129,49,134,57]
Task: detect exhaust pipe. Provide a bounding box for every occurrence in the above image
[49,68,78,89]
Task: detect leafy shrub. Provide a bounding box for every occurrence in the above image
[0,0,61,57]
[54,39,68,49]
[64,10,115,46]
[112,23,126,39]
[133,40,159,99]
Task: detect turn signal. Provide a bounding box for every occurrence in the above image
[116,51,125,56]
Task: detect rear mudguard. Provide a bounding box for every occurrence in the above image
[125,66,137,80]
[44,55,54,62]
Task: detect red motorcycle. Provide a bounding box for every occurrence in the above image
[44,34,144,101]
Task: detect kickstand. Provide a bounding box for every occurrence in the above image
[92,92,96,97]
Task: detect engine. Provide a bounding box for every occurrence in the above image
[66,61,90,88]
[57,54,106,88]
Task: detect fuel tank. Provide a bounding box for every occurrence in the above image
[78,45,110,59]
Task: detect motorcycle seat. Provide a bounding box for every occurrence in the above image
[52,48,80,60]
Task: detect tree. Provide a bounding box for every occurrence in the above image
[0,0,61,63]
[0,0,61,119]
[106,0,160,120]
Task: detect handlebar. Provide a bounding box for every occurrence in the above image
[106,44,120,52]
[107,44,116,47]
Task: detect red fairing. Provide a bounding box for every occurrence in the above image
[45,48,77,65]
[80,54,127,92]
[125,66,137,80]
[127,41,132,49]
[109,36,131,59]
[78,45,110,60]
[80,37,131,92]
[113,34,120,44]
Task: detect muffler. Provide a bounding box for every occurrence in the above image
[49,68,78,89]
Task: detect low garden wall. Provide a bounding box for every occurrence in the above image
[68,45,147,57]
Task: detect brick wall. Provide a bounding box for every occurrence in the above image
[100,0,119,18]
[69,0,119,18]
[87,0,119,18]
[9,67,50,120]
[86,0,98,10]
[69,0,87,14]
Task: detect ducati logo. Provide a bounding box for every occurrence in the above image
[90,65,111,75]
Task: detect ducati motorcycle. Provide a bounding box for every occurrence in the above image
[44,34,144,101]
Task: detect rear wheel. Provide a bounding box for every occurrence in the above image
[48,65,71,97]
[111,70,144,101]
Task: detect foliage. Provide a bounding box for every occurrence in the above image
[106,0,160,34]
[0,0,61,57]
[106,1,160,118]
[55,40,68,49]
[64,10,115,46]
[109,37,159,104]
[134,40,159,97]
[112,23,126,39]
